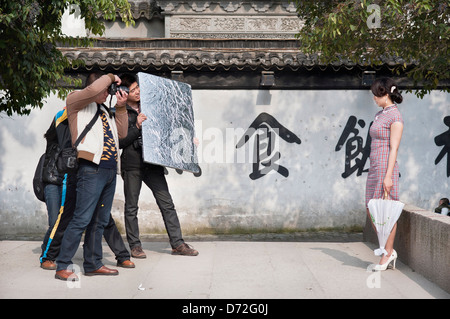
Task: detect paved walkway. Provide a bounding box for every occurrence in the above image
[0,237,448,301]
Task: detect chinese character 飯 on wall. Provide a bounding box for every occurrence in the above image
[335,115,372,178]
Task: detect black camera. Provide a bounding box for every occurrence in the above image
[108,82,130,96]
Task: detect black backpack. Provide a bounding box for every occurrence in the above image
[32,109,70,201]
[32,154,46,202]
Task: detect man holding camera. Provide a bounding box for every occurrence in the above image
[118,73,198,258]
[55,71,129,281]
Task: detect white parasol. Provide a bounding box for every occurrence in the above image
[367,192,404,256]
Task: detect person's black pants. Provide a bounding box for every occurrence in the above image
[122,164,184,249]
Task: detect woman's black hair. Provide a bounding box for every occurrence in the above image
[370,77,403,104]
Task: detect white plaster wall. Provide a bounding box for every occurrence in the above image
[0,89,448,236]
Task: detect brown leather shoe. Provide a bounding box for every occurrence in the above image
[117,259,135,268]
[84,265,119,276]
[131,246,146,259]
[55,269,79,281]
[41,260,56,270]
[172,243,199,256]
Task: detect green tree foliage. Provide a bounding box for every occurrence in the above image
[0,0,134,116]
[294,0,449,97]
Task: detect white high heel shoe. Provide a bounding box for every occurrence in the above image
[372,250,397,271]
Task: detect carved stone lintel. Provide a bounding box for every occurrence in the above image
[168,15,303,38]
[155,1,303,39]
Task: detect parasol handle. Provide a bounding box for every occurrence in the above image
[383,190,390,200]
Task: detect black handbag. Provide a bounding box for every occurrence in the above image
[57,107,101,174]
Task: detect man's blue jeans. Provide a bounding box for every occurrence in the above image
[56,161,117,273]
[41,183,62,255]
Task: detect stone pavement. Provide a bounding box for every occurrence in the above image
[0,235,449,302]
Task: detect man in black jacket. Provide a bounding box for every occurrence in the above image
[119,73,198,257]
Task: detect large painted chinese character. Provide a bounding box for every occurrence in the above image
[435,116,450,177]
[236,112,301,180]
[335,116,372,178]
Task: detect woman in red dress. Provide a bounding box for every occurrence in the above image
[366,78,404,270]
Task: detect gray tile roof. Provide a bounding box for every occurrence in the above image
[60,39,411,71]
